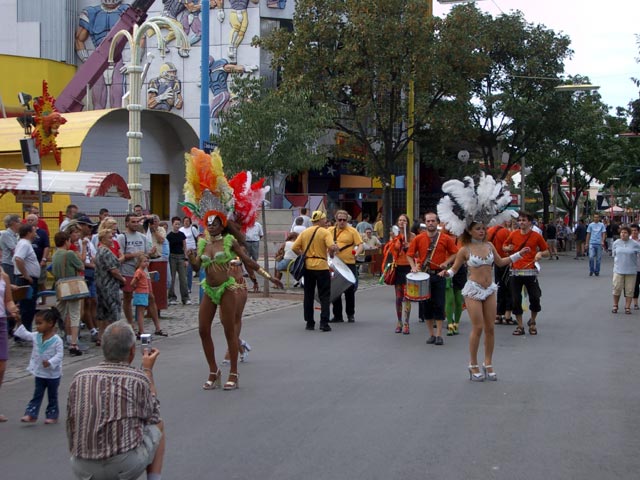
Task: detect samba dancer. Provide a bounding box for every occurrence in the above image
[437,174,532,381]
[182,149,282,391]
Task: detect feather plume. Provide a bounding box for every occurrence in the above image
[229,171,270,232]
[438,173,514,235]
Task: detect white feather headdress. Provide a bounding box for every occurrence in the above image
[437,173,514,236]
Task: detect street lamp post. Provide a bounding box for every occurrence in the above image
[552,167,565,220]
[108,18,189,211]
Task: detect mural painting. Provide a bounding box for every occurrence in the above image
[75,0,129,109]
[147,62,184,111]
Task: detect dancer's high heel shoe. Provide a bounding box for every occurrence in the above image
[482,364,497,381]
[468,365,485,382]
[202,369,221,390]
[224,372,239,390]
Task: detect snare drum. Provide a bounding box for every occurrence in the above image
[405,272,430,301]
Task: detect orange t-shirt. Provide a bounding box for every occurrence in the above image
[504,229,548,270]
[487,225,511,257]
[384,233,416,266]
[406,232,458,269]
[133,268,150,294]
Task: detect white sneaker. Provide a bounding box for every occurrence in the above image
[184,300,193,305]
[168,299,178,306]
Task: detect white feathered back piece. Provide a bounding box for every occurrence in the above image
[438,173,514,236]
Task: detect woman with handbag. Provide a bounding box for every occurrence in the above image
[386,214,415,335]
[51,231,85,357]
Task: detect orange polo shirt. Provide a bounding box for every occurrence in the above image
[407,231,458,270]
[504,229,548,270]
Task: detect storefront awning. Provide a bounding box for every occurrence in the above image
[0,168,130,198]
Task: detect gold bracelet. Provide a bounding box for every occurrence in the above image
[257,267,272,280]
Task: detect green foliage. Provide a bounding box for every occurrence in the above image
[214,77,332,178]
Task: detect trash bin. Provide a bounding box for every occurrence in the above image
[149,259,168,311]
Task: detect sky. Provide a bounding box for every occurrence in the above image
[433,0,640,111]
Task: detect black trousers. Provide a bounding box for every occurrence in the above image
[495,265,513,315]
[419,274,446,321]
[509,275,541,316]
[303,269,331,326]
[332,264,358,319]
[16,277,39,332]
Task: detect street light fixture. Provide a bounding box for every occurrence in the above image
[108,17,189,211]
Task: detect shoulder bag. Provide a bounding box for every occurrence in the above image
[55,251,90,301]
[291,227,319,281]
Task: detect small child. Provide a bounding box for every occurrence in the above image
[13,308,64,424]
[130,255,151,337]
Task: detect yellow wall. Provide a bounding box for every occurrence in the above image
[0,55,76,112]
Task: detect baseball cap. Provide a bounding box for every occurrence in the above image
[76,215,97,227]
[311,210,326,222]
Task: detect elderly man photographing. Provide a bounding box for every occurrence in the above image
[67,321,165,480]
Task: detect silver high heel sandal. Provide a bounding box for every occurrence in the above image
[202,369,221,390]
[224,372,239,390]
[482,364,497,381]
[468,364,485,382]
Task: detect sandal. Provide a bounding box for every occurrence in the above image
[504,317,516,325]
[612,306,618,314]
[202,369,221,390]
[527,319,537,335]
[512,326,525,336]
[154,330,168,337]
[224,372,239,391]
[494,316,504,325]
[625,308,632,315]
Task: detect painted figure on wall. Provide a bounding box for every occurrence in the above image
[158,0,224,51]
[225,0,259,63]
[147,62,184,111]
[208,55,257,135]
[75,0,129,110]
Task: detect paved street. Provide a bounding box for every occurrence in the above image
[1,254,639,479]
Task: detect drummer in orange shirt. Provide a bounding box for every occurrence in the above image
[487,216,516,325]
[328,210,364,323]
[407,212,459,345]
[502,211,549,336]
[384,213,416,334]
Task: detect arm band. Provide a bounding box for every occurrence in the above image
[509,252,522,263]
[447,269,455,278]
[257,267,272,280]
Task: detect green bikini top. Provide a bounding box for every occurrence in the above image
[198,234,236,270]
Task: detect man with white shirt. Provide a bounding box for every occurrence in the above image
[290,207,312,231]
[13,224,41,332]
[245,222,263,262]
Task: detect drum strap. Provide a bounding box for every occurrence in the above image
[302,227,320,259]
[333,228,354,252]
[421,233,440,272]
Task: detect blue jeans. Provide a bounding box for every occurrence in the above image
[589,244,603,274]
[25,376,60,419]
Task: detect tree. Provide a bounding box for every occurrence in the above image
[215,77,332,181]
[262,0,490,236]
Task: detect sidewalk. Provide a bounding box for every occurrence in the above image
[4,273,382,383]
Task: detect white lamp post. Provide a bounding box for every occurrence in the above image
[108,18,189,211]
[552,167,565,219]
